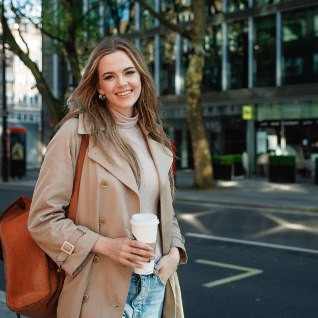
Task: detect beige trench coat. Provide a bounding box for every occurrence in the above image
[28,115,187,318]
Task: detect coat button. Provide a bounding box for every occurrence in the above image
[82,295,89,303]
[101,180,109,188]
[93,255,100,263]
[99,217,106,225]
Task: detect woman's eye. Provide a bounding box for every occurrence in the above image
[126,70,136,76]
[104,75,114,80]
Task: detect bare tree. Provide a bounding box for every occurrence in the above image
[2,0,213,188]
[2,0,134,122]
[137,0,213,188]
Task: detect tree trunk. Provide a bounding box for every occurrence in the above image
[185,0,213,188]
[186,48,213,188]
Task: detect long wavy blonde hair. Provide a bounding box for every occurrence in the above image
[61,36,174,192]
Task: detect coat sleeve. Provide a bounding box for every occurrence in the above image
[171,211,188,265]
[28,119,101,277]
[166,178,187,265]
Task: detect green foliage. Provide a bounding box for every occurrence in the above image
[213,154,242,165]
[269,155,295,166]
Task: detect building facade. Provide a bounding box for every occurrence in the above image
[42,0,318,178]
[122,0,318,178]
[0,9,42,169]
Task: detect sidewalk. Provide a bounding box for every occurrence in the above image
[1,168,318,316]
[0,168,317,212]
[175,170,318,213]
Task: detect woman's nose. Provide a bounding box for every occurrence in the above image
[117,76,128,87]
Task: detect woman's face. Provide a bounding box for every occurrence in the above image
[97,50,142,117]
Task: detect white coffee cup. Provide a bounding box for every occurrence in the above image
[130,213,159,275]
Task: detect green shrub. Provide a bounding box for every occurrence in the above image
[269,155,295,166]
[213,154,242,165]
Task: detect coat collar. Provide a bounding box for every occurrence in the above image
[78,113,91,135]
[78,114,173,195]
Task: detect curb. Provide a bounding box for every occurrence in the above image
[0,290,5,303]
[0,184,35,191]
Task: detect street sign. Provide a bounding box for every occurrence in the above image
[242,105,253,120]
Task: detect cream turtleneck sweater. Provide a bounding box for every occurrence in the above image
[110,109,162,261]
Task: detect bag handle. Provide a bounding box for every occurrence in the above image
[68,135,89,221]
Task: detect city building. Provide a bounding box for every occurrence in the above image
[124,0,318,179]
[42,0,318,179]
[0,8,42,169]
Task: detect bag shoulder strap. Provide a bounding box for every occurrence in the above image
[68,135,89,221]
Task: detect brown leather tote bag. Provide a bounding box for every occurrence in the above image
[0,135,89,318]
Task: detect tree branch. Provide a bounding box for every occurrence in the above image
[2,9,62,122]
[135,0,193,40]
[10,1,67,45]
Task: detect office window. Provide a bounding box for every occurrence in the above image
[227,0,248,12]
[254,15,276,87]
[206,0,223,15]
[255,0,284,6]
[140,37,155,76]
[106,0,134,35]
[282,8,318,85]
[141,0,155,29]
[228,20,248,89]
[160,0,193,22]
[202,25,222,92]
[160,33,176,95]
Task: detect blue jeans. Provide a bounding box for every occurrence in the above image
[123,270,166,318]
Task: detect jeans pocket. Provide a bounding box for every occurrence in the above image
[156,274,167,286]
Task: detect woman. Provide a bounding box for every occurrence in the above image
[28,36,187,318]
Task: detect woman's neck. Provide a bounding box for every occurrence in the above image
[110,108,139,129]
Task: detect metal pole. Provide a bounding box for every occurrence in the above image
[1,0,8,181]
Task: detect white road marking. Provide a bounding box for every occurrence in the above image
[186,232,318,254]
[195,259,263,288]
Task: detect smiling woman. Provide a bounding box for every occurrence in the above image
[28,36,187,318]
[97,51,141,117]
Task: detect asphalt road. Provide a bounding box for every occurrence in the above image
[174,200,318,318]
[1,188,318,317]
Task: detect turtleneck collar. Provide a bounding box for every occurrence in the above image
[110,108,139,129]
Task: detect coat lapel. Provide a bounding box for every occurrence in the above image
[78,115,139,195]
[88,143,139,195]
[147,138,173,190]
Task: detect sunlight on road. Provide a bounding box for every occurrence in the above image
[179,210,216,234]
[250,213,318,239]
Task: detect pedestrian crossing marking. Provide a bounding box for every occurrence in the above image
[195,259,263,288]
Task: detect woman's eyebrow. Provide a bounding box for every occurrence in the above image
[102,66,136,77]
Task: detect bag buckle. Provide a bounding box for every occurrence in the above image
[61,241,75,255]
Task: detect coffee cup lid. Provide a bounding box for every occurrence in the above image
[130,213,159,226]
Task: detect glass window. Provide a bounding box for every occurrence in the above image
[206,0,223,15]
[141,0,155,29]
[160,33,177,95]
[106,0,134,35]
[255,0,285,6]
[282,8,318,85]
[254,15,276,87]
[228,20,248,89]
[202,25,222,92]
[160,0,193,23]
[227,0,248,12]
[140,37,155,76]
[180,37,190,95]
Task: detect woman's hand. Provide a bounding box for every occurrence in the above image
[92,236,155,268]
[155,247,180,283]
